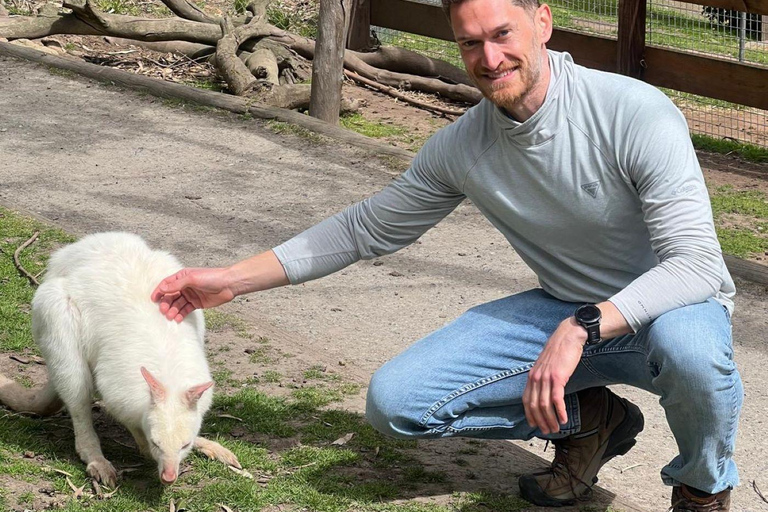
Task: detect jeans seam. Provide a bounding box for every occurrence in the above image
[419,363,535,427]
[580,347,648,381]
[716,365,740,488]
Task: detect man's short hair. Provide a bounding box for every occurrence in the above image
[441,0,541,21]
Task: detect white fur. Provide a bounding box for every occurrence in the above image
[17,232,238,485]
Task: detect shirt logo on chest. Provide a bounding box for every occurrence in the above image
[581,181,601,198]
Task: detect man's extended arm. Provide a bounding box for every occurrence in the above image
[153,130,467,320]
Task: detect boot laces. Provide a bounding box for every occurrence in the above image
[541,439,595,500]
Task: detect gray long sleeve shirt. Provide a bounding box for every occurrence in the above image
[273,51,735,332]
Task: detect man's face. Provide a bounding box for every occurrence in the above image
[451,0,551,112]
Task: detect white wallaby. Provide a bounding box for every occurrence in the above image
[0,232,240,486]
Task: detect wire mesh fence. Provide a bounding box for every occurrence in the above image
[373,0,768,149]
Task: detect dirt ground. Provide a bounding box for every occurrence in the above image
[1,52,768,512]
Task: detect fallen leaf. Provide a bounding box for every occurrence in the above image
[46,467,74,478]
[103,486,120,498]
[65,476,85,499]
[217,414,244,422]
[331,433,355,446]
[10,355,30,364]
[228,465,254,479]
[218,504,234,512]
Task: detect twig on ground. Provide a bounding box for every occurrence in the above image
[344,69,467,117]
[620,463,645,473]
[753,480,768,504]
[13,231,40,287]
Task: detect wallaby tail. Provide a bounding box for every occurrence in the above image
[0,373,63,416]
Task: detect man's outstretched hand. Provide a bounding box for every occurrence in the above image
[151,250,291,322]
[151,268,236,322]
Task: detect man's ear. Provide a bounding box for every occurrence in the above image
[535,4,553,44]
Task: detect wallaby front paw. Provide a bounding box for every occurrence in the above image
[86,457,117,487]
[195,438,241,469]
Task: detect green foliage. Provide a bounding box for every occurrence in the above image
[267,0,319,38]
[709,186,768,258]
[0,207,74,353]
[710,186,768,218]
[266,120,325,144]
[692,134,768,163]
[340,113,408,139]
[96,0,141,16]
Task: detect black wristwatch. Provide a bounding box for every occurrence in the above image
[574,304,602,345]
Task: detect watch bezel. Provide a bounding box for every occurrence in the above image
[575,304,602,344]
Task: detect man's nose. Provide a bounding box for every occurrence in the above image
[481,42,504,70]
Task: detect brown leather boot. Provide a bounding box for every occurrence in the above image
[518,387,644,507]
[670,485,731,512]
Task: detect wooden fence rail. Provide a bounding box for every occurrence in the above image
[347,0,768,111]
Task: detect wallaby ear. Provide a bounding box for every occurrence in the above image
[185,381,213,408]
[141,366,167,403]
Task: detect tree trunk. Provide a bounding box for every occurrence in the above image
[309,0,346,124]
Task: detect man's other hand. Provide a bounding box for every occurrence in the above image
[522,318,586,434]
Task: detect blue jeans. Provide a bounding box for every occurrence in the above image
[366,289,741,494]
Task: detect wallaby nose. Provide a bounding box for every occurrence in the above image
[160,468,177,484]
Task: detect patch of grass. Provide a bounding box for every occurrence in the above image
[248,346,275,364]
[266,120,325,144]
[267,0,318,38]
[692,134,768,163]
[716,227,768,258]
[16,490,35,505]
[96,0,141,15]
[340,112,408,139]
[453,491,531,511]
[204,309,252,339]
[183,77,225,92]
[0,207,75,353]
[263,370,283,383]
[47,67,76,79]
[211,366,239,388]
[14,375,33,389]
[709,186,768,258]
[710,186,768,218]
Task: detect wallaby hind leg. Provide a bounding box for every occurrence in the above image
[32,279,117,486]
[194,437,241,469]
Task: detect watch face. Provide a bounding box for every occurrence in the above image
[577,305,601,322]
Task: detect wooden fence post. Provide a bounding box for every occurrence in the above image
[345,0,371,50]
[617,0,647,78]
[309,0,347,124]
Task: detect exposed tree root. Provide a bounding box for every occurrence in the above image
[0,0,478,113]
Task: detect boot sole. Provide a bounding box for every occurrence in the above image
[518,397,645,507]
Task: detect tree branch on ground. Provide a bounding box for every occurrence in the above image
[0,0,479,112]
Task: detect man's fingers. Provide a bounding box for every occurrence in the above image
[538,379,559,434]
[176,303,196,323]
[151,271,193,302]
[552,385,568,426]
[523,384,536,429]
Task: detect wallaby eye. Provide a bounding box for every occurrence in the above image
[182,442,192,450]
[150,440,161,450]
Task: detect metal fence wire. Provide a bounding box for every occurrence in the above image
[373,0,768,149]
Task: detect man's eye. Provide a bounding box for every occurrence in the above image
[462,41,477,48]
